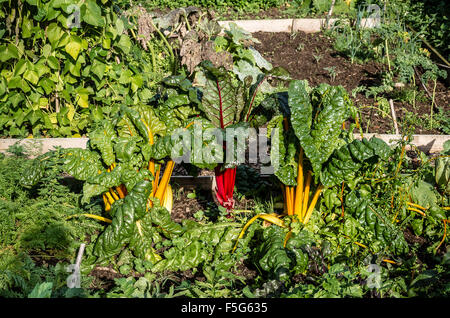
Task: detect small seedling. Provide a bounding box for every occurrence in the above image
[187,191,197,199]
[324,66,338,81]
[313,53,323,64]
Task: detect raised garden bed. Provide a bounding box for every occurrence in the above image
[1,1,449,301]
[1,133,449,157]
[251,30,449,135]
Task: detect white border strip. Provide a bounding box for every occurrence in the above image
[218,18,379,33]
[0,134,448,156]
[354,134,449,153]
[0,138,89,157]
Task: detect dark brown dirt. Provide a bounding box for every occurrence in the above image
[253,31,450,135]
[403,227,428,246]
[89,266,122,290]
[170,184,256,222]
[170,187,207,222]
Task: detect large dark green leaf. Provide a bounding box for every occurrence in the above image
[93,180,152,260]
[320,137,391,187]
[61,148,104,181]
[268,115,298,186]
[88,121,116,166]
[289,80,353,179]
[345,190,409,255]
[253,226,310,281]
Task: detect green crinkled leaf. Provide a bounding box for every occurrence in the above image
[149,206,184,239]
[275,137,298,186]
[285,231,311,275]
[129,214,162,263]
[162,75,194,91]
[254,226,292,281]
[88,121,116,166]
[116,115,139,139]
[61,148,104,181]
[345,191,409,255]
[121,105,166,143]
[19,158,45,188]
[162,94,190,109]
[268,115,297,186]
[93,180,152,260]
[151,240,205,272]
[150,221,240,273]
[114,136,142,163]
[289,80,353,178]
[82,164,130,204]
[320,137,391,187]
[119,167,153,193]
[81,182,108,204]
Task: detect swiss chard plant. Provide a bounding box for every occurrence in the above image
[231,80,412,269]
[192,60,288,212]
[179,20,290,211]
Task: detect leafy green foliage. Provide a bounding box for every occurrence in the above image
[345,190,409,254]
[93,180,153,260]
[288,80,355,178]
[268,80,357,186]
[141,0,283,12]
[0,149,103,298]
[1,149,103,254]
[321,137,391,187]
[251,226,310,281]
[0,1,172,137]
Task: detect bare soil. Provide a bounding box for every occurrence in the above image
[252,31,450,135]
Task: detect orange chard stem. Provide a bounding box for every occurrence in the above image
[286,185,292,215]
[149,160,155,177]
[109,189,119,201]
[289,187,295,215]
[303,184,324,224]
[435,220,448,252]
[154,160,175,201]
[120,184,128,196]
[152,165,161,197]
[302,171,312,218]
[116,186,126,199]
[294,148,304,218]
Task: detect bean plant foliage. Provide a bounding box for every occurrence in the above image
[1,1,449,299]
[0,0,181,138]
